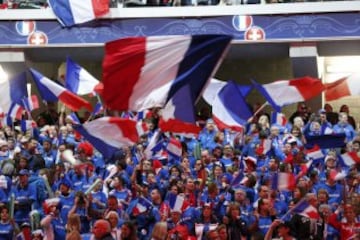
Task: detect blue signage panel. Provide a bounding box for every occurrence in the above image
[0,12,359,45]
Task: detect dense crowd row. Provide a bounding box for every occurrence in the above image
[0,101,358,240]
[0,0,357,9]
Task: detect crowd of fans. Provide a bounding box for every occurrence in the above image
[0,101,358,240]
[0,0,356,9]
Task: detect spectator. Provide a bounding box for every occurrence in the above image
[92,219,114,240]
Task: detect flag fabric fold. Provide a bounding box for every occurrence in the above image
[167,193,186,212]
[210,81,252,131]
[286,199,319,220]
[22,95,40,112]
[159,85,201,136]
[65,57,102,95]
[252,77,324,112]
[339,151,360,167]
[102,34,232,112]
[48,0,110,27]
[30,68,93,112]
[324,74,360,101]
[271,172,296,191]
[73,117,147,159]
[132,197,153,215]
[0,72,27,114]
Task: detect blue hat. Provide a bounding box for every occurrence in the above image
[59,178,72,188]
[18,169,30,176]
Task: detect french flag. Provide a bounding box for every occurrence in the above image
[8,103,24,120]
[285,198,319,220]
[305,145,325,162]
[166,137,183,159]
[30,68,93,112]
[255,139,272,156]
[252,77,324,112]
[271,172,296,191]
[329,169,347,181]
[300,160,313,175]
[210,81,253,131]
[74,117,147,159]
[102,35,232,112]
[48,0,110,27]
[339,151,360,167]
[22,95,40,112]
[65,57,103,95]
[324,74,360,101]
[168,193,186,212]
[133,197,153,215]
[66,112,81,124]
[271,112,287,127]
[159,85,201,137]
[0,72,28,114]
[21,120,36,133]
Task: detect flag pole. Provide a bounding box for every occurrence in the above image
[247,101,269,123]
[280,196,306,221]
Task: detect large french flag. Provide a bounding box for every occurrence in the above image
[30,68,92,112]
[339,151,360,167]
[0,72,27,114]
[65,57,102,95]
[210,81,253,131]
[48,0,109,27]
[159,85,201,136]
[73,117,145,159]
[324,74,360,101]
[102,35,232,112]
[252,77,324,112]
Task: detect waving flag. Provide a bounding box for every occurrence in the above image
[329,169,347,181]
[300,160,313,175]
[8,103,24,120]
[211,81,252,131]
[48,0,109,27]
[66,112,81,124]
[159,85,201,136]
[339,151,360,167]
[102,34,232,111]
[22,95,39,112]
[0,72,27,114]
[133,197,153,215]
[305,145,325,163]
[271,112,287,127]
[252,77,324,112]
[284,198,319,220]
[73,117,146,159]
[30,68,92,112]
[168,193,186,213]
[21,120,36,133]
[65,57,102,95]
[271,172,296,191]
[166,137,182,159]
[324,74,360,101]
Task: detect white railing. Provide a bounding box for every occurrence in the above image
[0,1,359,20]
